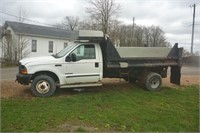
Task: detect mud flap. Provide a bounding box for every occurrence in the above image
[170,66,181,85]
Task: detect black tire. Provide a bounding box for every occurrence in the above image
[145,72,162,91]
[31,75,56,97]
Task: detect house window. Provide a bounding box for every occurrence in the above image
[49,41,53,53]
[64,42,68,48]
[32,40,37,52]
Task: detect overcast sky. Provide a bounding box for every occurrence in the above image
[0,0,199,53]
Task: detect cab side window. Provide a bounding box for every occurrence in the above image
[72,44,96,61]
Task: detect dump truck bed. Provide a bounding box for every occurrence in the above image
[77,30,183,85]
[116,47,171,58]
[102,39,182,69]
[106,47,179,68]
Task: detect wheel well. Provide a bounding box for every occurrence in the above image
[31,71,60,83]
[129,67,167,79]
[147,67,167,78]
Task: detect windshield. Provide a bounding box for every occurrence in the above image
[55,43,77,58]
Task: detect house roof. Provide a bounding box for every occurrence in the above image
[3,21,78,40]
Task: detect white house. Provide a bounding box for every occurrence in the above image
[0,21,77,61]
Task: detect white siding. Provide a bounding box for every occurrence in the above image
[0,25,70,59]
[24,36,70,58]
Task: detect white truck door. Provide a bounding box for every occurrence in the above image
[64,44,101,84]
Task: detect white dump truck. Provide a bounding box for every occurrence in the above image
[16,30,183,97]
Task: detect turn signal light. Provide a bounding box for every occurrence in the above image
[21,68,28,75]
[20,65,28,75]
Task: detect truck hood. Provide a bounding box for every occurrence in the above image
[20,56,56,65]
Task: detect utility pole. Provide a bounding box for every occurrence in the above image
[132,17,135,46]
[132,17,135,32]
[191,4,196,55]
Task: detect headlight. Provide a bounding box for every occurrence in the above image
[19,65,28,75]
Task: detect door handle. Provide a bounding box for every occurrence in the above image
[55,64,62,67]
[95,62,99,68]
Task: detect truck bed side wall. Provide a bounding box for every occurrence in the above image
[103,39,183,85]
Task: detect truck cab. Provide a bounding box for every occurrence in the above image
[59,42,103,85]
[17,31,104,97]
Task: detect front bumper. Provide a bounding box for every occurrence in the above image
[16,73,32,85]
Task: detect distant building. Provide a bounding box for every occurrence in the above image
[0,21,76,61]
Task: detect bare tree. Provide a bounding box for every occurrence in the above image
[113,24,169,47]
[1,7,30,64]
[17,6,30,60]
[1,30,15,64]
[53,23,66,29]
[64,16,79,31]
[78,19,101,31]
[134,26,144,47]
[86,0,120,34]
[18,34,30,59]
[109,19,121,46]
[116,24,134,47]
[1,31,30,64]
[143,27,151,47]
[149,26,168,47]
[53,16,79,30]
[54,13,169,48]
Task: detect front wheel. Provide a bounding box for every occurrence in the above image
[31,75,56,97]
[145,72,162,91]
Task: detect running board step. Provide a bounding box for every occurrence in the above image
[60,83,102,88]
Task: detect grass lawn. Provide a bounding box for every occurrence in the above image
[1,85,199,132]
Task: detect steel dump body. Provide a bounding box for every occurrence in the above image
[98,38,182,85]
[107,47,179,68]
[116,47,171,58]
[78,32,183,85]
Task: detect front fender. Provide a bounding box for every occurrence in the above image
[27,64,65,85]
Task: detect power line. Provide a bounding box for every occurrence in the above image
[161,23,200,29]
[1,11,199,32]
[0,11,56,27]
[123,0,199,2]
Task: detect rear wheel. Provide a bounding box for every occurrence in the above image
[145,72,162,91]
[31,75,56,97]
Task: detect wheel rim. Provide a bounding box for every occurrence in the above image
[36,80,50,94]
[150,77,160,89]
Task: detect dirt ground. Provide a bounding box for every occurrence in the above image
[1,76,199,99]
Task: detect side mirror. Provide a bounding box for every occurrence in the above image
[71,53,76,62]
[65,56,71,62]
[65,53,77,62]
